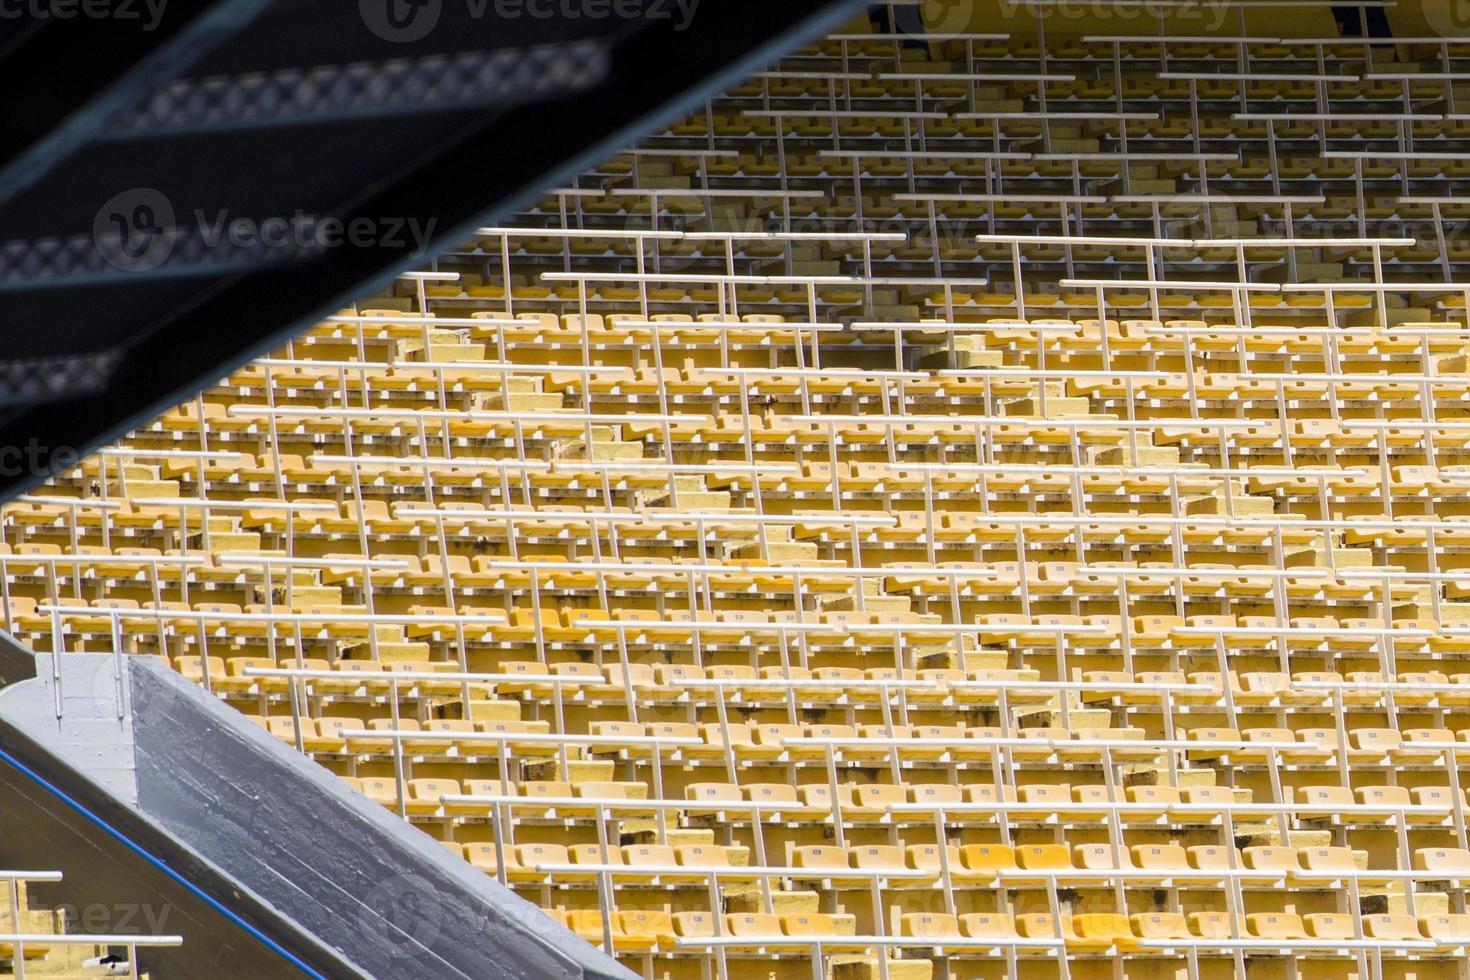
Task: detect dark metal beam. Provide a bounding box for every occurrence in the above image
[0,0,865,498]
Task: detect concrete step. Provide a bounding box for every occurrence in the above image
[1181,493,1274,516]
[491,393,566,413]
[434,700,522,722]
[1089,445,1180,466]
[522,759,613,784]
[729,540,817,561]
[1002,395,1093,418]
[207,532,262,552]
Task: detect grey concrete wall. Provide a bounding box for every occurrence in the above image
[127,658,633,980]
[0,758,301,980]
[0,639,637,980]
[0,652,141,804]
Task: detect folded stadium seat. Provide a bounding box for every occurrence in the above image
[1073,844,1128,873]
[1130,844,1190,880]
[1017,914,1114,952]
[1131,912,1190,943]
[1360,913,1420,943]
[303,717,353,754]
[1399,728,1458,764]
[264,716,304,745]
[1410,786,1467,822]
[1347,784,1411,821]
[1185,845,1244,882]
[462,842,508,877]
[643,722,699,758]
[1068,785,1115,821]
[518,781,572,810]
[1013,844,1073,886]
[1016,783,1070,819]
[685,782,742,815]
[1297,845,1382,884]
[1247,912,1307,941]
[904,844,970,884]
[1123,785,1179,821]
[670,911,717,945]
[848,844,906,880]
[1348,728,1404,763]
[965,669,1047,706]
[1073,914,1139,952]
[442,779,507,817]
[600,661,655,697]
[958,844,1018,880]
[798,785,835,814]
[958,912,1020,944]
[567,844,625,882]
[792,845,849,879]
[1189,912,1243,939]
[742,782,800,814]
[1243,846,1301,877]
[219,656,283,695]
[723,913,781,948]
[907,783,962,811]
[1393,672,1450,709]
[567,910,656,953]
[1184,727,1240,760]
[904,725,965,761]
[849,783,906,818]
[1298,784,1354,815]
[1419,914,1470,946]
[1238,671,1307,706]
[619,911,676,951]
[1304,913,1358,940]
[1072,727,1156,763]
[751,723,806,760]
[781,913,860,949]
[649,663,705,699]
[358,777,400,809]
[1284,728,1340,765]
[902,913,963,941]
[675,844,748,879]
[174,655,228,688]
[617,848,691,887]
[1413,847,1470,878]
[474,719,555,757]
[356,718,440,755]
[1238,727,1296,763]
[405,778,459,815]
[510,844,567,883]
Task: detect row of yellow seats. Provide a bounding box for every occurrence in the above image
[341,771,1470,831]
[552,908,856,955]
[900,909,1459,950]
[549,906,1456,956]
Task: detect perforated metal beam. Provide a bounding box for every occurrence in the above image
[0,0,865,498]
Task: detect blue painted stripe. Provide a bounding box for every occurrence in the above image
[0,743,329,979]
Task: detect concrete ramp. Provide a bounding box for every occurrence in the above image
[0,638,635,980]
